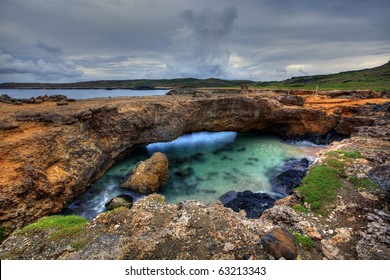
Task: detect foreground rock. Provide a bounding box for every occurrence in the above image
[121,152,169,194]
[0,195,272,260]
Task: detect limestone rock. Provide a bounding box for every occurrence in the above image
[297,221,322,240]
[356,210,390,259]
[105,195,133,211]
[121,152,169,194]
[320,227,353,260]
[261,227,298,260]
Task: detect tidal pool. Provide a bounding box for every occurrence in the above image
[63,132,322,219]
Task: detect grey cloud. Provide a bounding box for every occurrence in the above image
[166,6,238,78]
[35,40,62,55]
[0,51,83,79]
[180,6,238,40]
[0,0,389,82]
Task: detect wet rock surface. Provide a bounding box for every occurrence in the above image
[121,152,169,194]
[271,158,310,196]
[105,195,133,211]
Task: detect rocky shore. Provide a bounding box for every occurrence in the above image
[0,90,389,259]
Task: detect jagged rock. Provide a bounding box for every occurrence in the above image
[368,164,390,192]
[296,221,322,240]
[262,204,301,225]
[121,152,169,194]
[320,227,352,260]
[222,190,276,219]
[356,210,390,259]
[105,195,133,211]
[261,227,298,260]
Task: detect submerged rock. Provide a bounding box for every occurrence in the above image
[105,195,134,211]
[221,190,276,219]
[121,152,169,194]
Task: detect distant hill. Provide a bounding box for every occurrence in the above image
[1,61,389,90]
[254,61,390,90]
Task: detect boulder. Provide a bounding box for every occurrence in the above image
[222,190,276,219]
[105,195,134,211]
[121,152,169,194]
[219,190,238,205]
[261,227,298,260]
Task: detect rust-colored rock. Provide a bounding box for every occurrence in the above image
[261,227,298,260]
[121,152,169,194]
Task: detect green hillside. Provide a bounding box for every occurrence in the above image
[254,61,390,90]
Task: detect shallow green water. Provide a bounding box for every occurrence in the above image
[64,132,321,219]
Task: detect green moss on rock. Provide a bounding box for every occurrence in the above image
[18,215,88,239]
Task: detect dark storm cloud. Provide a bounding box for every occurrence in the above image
[166,6,238,78]
[0,0,389,82]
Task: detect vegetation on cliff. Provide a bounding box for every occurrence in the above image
[295,149,379,215]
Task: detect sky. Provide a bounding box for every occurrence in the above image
[0,0,389,83]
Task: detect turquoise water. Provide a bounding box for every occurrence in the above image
[64,132,321,219]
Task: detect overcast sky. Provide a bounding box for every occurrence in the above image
[0,0,389,83]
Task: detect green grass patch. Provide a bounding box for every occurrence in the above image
[19,215,88,239]
[291,205,309,213]
[295,165,343,215]
[349,176,379,191]
[326,150,362,159]
[292,232,315,250]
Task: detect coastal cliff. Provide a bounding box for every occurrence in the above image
[0,91,389,259]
